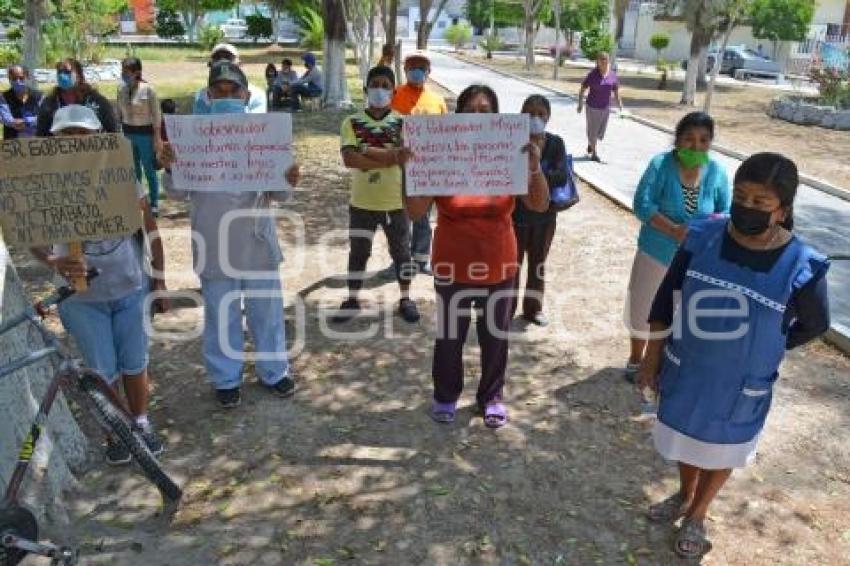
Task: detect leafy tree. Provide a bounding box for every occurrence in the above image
[650,32,670,63]
[750,0,815,56]
[704,0,749,112]
[245,13,273,41]
[0,0,23,24]
[579,27,613,60]
[155,8,186,39]
[445,22,472,51]
[156,0,239,42]
[544,0,607,54]
[297,6,324,49]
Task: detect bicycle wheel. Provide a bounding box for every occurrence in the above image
[81,386,183,504]
[0,504,37,566]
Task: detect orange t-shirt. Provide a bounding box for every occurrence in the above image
[391,84,448,115]
[431,196,518,285]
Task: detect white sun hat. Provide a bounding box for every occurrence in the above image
[210,43,240,62]
[49,104,102,134]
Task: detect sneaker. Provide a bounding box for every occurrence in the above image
[134,425,164,457]
[523,312,549,327]
[216,387,242,409]
[624,362,641,384]
[398,298,421,323]
[265,376,296,398]
[331,298,361,323]
[105,439,131,466]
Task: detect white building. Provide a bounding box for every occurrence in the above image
[620,0,850,72]
[400,3,468,41]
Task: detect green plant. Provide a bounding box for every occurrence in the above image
[650,32,670,63]
[0,43,19,68]
[197,23,226,52]
[579,28,614,60]
[479,33,502,59]
[156,8,186,39]
[750,0,816,55]
[245,13,273,42]
[810,67,850,109]
[297,7,324,51]
[444,22,472,52]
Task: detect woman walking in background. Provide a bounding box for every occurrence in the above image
[116,57,163,215]
[577,51,623,162]
[37,58,118,136]
[511,94,569,326]
[638,153,830,559]
[625,112,731,380]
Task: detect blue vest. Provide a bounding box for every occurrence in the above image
[657,220,827,444]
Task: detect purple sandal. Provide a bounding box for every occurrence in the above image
[483,403,508,429]
[430,401,457,424]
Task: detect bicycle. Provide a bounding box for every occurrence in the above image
[0,275,183,565]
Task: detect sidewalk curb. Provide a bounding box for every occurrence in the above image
[441,54,850,204]
[429,56,850,357]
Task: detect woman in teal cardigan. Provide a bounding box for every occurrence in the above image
[625,112,731,379]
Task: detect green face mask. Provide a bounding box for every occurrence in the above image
[677,148,710,168]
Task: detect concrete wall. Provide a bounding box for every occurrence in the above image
[814,0,848,25]
[405,7,468,40]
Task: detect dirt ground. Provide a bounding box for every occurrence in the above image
[9,61,850,565]
[455,52,850,191]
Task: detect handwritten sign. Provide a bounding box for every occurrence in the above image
[165,113,293,192]
[0,134,142,247]
[403,114,529,196]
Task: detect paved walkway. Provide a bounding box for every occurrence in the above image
[427,50,850,340]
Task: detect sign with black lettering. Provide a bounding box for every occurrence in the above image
[0,134,142,247]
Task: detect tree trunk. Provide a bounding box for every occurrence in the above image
[323,0,351,108]
[0,244,88,527]
[681,28,703,105]
[552,0,560,80]
[696,44,709,87]
[386,0,397,46]
[368,0,376,65]
[524,11,535,69]
[23,0,44,72]
[704,26,735,113]
[271,7,281,45]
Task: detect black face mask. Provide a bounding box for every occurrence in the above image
[730,202,776,236]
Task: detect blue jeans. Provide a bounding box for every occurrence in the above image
[291,83,322,109]
[58,288,149,384]
[411,205,433,265]
[125,132,160,208]
[201,277,289,390]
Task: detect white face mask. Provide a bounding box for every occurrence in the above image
[530,116,547,135]
[367,88,392,109]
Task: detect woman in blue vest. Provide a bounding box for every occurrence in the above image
[625,112,731,381]
[637,153,831,560]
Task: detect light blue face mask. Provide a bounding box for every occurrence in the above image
[56,72,76,90]
[406,68,426,84]
[366,88,392,109]
[210,98,247,114]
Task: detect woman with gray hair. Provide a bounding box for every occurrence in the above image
[577,51,623,163]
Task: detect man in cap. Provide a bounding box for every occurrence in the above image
[161,61,300,409]
[193,43,267,114]
[286,52,323,111]
[379,51,447,278]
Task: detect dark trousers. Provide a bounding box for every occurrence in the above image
[291,83,322,110]
[432,278,513,407]
[348,207,414,292]
[511,219,557,318]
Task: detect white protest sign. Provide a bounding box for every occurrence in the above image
[403,113,529,196]
[165,113,293,192]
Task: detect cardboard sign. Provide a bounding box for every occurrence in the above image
[0,134,142,247]
[165,113,294,192]
[403,114,529,196]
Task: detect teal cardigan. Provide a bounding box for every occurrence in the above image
[633,151,732,265]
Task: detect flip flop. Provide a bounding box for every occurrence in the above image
[648,492,690,523]
[430,401,456,424]
[674,519,713,560]
[483,402,508,429]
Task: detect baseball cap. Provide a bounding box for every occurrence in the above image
[210,43,240,62]
[50,104,102,133]
[302,52,316,66]
[208,60,248,90]
[404,51,431,66]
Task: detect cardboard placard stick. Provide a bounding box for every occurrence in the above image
[66,241,87,291]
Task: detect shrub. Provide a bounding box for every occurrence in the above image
[810,67,850,109]
[297,7,324,51]
[156,9,185,40]
[445,22,472,51]
[246,13,273,42]
[650,32,670,63]
[197,24,225,52]
[479,33,502,59]
[579,28,614,60]
[0,44,20,68]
